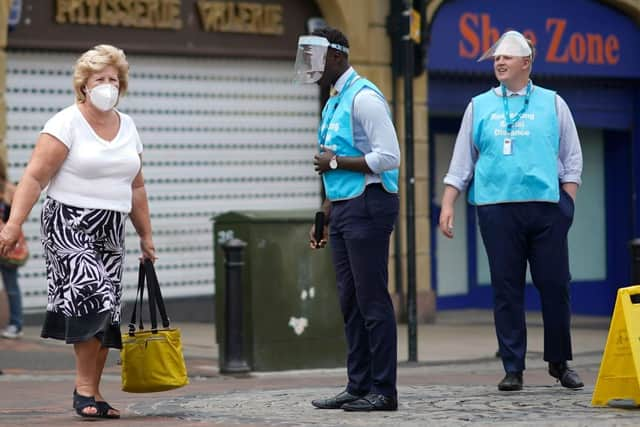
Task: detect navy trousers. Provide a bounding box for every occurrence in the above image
[477,189,575,373]
[329,184,399,397]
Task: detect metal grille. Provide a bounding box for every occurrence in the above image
[5,51,320,311]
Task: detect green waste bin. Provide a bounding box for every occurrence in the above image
[213,210,346,371]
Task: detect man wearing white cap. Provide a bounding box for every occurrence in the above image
[439,31,584,391]
[295,27,400,411]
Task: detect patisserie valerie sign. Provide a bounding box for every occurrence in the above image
[8,0,318,57]
[55,0,284,35]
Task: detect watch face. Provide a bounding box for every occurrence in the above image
[329,157,338,169]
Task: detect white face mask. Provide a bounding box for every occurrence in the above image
[87,83,119,111]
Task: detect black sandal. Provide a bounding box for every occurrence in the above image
[72,390,100,419]
[96,401,121,419]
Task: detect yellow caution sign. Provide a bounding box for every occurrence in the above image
[592,285,640,407]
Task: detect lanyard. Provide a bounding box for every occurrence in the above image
[501,81,532,134]
[319,72,358,145]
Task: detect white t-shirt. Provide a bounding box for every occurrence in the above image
[41,104,143,213]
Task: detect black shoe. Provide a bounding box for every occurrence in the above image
[498,372,523,391]
[311,390,364,409]
[549,362,584,389]
[341,393,398,411]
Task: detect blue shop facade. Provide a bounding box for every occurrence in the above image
[427,0,640,315]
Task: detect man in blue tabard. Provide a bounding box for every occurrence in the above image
[439,30,584,391]
[294,27,400,411]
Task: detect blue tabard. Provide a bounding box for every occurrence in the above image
[318,76,399,202]
[468,85,560,205]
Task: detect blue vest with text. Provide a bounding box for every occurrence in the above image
[468,85,559,205]
[319,76,399,201]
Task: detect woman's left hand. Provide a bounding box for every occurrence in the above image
[139,237,157,262]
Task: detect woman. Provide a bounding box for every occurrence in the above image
[0,45,155,419]
[0,176,23,339]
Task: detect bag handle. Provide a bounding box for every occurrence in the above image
[143,259,170,331]
[127,262,147,335]
[127,260,170,335]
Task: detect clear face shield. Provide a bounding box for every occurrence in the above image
[477,30,532,62]
[293,35,350,84]
[294,36,329,84]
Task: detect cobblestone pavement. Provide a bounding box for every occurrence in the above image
[5,355,639,427]
[126,385,640,427]
[118,354,640,427]
[2,316,637,426]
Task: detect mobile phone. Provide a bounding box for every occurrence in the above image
[314,211,325,245]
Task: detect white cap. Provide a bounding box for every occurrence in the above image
[477,31,532,62]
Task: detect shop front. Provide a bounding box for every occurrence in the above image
[6,0,323,312]
[427,0,640,315]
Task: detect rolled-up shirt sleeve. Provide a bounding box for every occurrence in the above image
[443,102,477,192]
[353,89,401,174]
[556,94,583,185]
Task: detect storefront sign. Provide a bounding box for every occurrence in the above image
[54,0,283,35]
[429,0,639,78]
[8,0,319,58]
[55,0,183,30]
[197,1,283,35]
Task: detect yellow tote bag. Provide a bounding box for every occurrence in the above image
[121,260,189,393]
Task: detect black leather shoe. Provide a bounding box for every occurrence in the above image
[498,372,523,391]
[549,362,584,389]
[311,390,364,409]
[341,393,398,411]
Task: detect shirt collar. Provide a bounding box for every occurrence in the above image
[332,67,355,95]
[493,80,533,96]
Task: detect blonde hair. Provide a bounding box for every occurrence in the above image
[73,44,129,102]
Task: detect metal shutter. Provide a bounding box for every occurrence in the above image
[5,50,320,311]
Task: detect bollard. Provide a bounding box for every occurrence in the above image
[630,238,640,284]
[221,238,251,373]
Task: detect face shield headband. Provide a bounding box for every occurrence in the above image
[477,31,532,62]
[293,35,350,84]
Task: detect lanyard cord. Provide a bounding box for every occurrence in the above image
[501,81,532,134]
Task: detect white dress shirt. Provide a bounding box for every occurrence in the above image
[333,68,401,185]
[443,81,583,193]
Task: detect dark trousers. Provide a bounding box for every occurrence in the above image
[329,184,399,397]
[477,190,575,373]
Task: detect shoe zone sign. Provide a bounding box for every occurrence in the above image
[428,0,640,78]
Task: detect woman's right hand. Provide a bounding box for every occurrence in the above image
[0,222,22,256]
[139,237,157,262]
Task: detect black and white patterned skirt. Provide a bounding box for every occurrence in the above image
[40,197,127,349]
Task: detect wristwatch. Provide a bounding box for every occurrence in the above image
[329,155,338,170]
